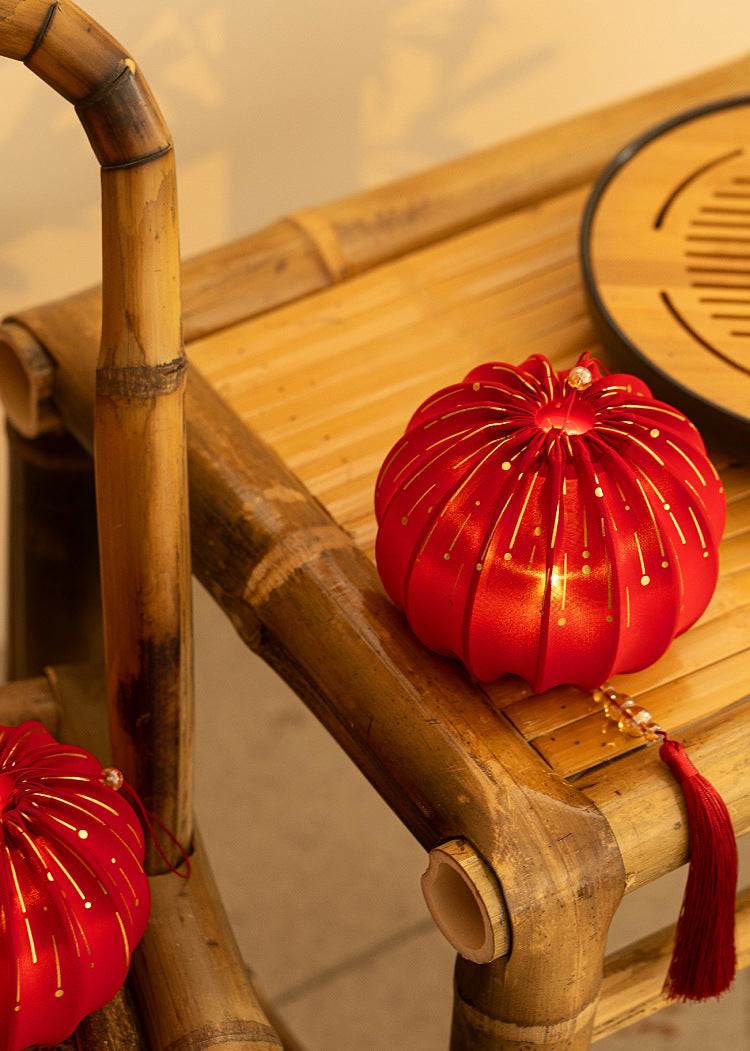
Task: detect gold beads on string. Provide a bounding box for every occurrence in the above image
[566,364,593,390]
[593,685,663,741]
[101,767,124,791]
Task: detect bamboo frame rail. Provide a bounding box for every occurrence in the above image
[3,44,750,1050]
[0,0,193,872]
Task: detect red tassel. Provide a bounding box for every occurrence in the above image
[659,735,737,1001]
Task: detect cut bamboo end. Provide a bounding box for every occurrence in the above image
[421,838,510,963]
[0,321,61,437]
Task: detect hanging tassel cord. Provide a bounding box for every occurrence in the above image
[659,734,738,1001]
[593,686,738,1002]
[120,782,192,880]
[101,767,192,879]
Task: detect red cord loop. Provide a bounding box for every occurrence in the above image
[102,768,191,879]
[660,735,700,784]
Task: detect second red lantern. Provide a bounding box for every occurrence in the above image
[374,353,725,692]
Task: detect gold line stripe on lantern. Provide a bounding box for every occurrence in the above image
[4,725,43,762]
[668,512,688,544]
[5,846,27,914]
[633,534,647,579]
[101,820,145,869]
[66,901,87,959]
[479,487,517,563]
[597,426,667,466]
[20,830,48,872]
[688,506,708,549]
[26,838,86,963]
[635,478,668,559]
[509,475,537,551]
[639,470,670,508]
[449,514,474,553]
[683,478,704,503]
[665,440,707,485]
[550,488,562,549]
[615,402,690,422]
[41,810,81,836]
[52,933,62,992]
[453,432,514,471]
[426,419,482,448]
[115,909,131,966]
[44,845,88,903]
[29,790,118,822]
[487,363,541,394]
[24,917,37,964]
[406,483,436,519]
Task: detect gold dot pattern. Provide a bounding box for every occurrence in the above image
[374,353,726,691]
[0,722,151,1048]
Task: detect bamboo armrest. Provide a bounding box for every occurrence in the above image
[0,0,192,870]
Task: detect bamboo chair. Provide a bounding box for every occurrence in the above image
[1,8,749,1048]
[0,2,286,1048]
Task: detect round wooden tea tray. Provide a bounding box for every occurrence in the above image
[580,97,750,452]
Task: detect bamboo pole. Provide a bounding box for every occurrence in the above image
[0,0,193,872]
[131,832,284,1051]
[73,985,148,1050]
[94,156,192,862]
[421,838,510,964]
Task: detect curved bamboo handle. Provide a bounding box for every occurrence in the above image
[0,0,192,873]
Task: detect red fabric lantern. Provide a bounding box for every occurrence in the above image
[376,352,737,1003]
[0,721,150,1051]
[375,353,725,692]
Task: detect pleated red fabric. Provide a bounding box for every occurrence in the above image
[0,721,150,1051]
[375,353,725,691]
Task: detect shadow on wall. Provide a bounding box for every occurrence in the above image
[0,0,556,318]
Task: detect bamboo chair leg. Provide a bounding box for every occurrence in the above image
[73,985,147,1050]
[428,840,615,1051]
[6,424,101,680]
[451,937,608,1051]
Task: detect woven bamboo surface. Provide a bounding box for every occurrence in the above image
[188,178,750,785]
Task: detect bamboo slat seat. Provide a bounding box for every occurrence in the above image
[2,14,750,1048]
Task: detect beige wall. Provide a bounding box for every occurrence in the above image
[2,0,750,316]
[0,0,749,654]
